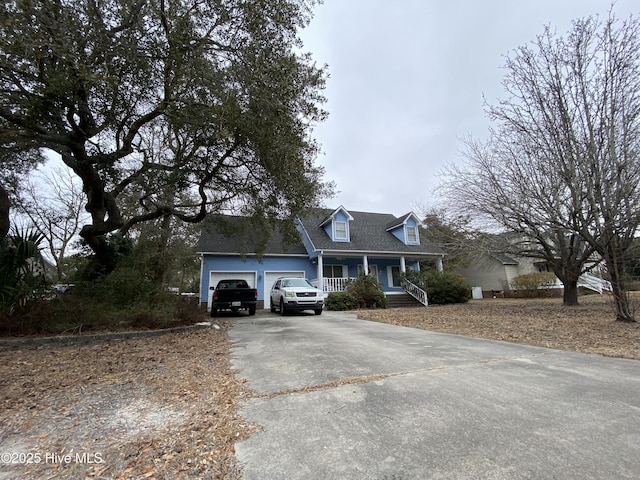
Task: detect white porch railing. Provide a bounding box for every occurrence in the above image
[311,277,353,292]
[312,277,429,307]
[323,277,353,292]
[401,279,429,306]
[577,273,612,294]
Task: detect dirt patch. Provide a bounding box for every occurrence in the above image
[357,293,640,360]
[0,324,255,480]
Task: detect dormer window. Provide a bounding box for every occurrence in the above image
[387,212,421,245]
[319,206,353,242]
[406,225,418,243]
[335,221,348,240]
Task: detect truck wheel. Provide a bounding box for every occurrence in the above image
[280,299,287,316]
[249,306,256,316]
[314,309,322,315]
[211,307,218,318]
[270,299,276,313]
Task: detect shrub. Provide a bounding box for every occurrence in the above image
[73,241,165,307]
[403,269,471,304]
[346,273,387,309]
[174,296,202,322]
[424,270,471,304]
[325,291,359,311]
[0,242,204,335]
[0,287,202,336]
[0,229,47,316]
[622,273,640,292]
[510,272,557,296]
[626,279,640,291]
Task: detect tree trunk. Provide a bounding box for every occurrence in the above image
[0,184,9,240]
[562,279,579,306]
[611,289,634,322]
[71,155,124,277]
[150,213,173,286]
[82,233,118,278]
[551,265,581,307]
[606,259,635,322]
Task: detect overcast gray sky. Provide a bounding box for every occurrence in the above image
[299,0,640,217]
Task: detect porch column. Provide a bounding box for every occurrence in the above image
[317,252,324,288]
[363,255,369,276]
[400,256,406,273]
[436,256,443,272]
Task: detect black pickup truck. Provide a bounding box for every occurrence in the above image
[210,279,258,317]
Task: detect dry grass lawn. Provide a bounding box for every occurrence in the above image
[357,292,640,360]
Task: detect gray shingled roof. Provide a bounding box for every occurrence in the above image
[197,210,447,257]
[197,216,307,255]
[298,209,445,256]
[489,252,519,265]
[385,212,415,230]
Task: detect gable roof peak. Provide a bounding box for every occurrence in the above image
[386,211,421,231]
[318,205,354,227]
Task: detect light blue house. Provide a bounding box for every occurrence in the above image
[197,206,446,310]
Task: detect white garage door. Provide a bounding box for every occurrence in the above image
[263,271,305,309]
[208,271,257,311]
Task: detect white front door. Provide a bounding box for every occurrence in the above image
[388,265,402,287]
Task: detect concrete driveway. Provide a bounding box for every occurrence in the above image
[230,311,640,480]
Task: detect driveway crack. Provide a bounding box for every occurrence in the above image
[256,351,554,399]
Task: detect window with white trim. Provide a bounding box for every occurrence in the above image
[334,221,348,240]
[323,265,344,278]
[406,226,418,243]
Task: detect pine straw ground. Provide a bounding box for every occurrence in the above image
[0,323,255,480]
[358,293,640,361]
[1,293,639,479]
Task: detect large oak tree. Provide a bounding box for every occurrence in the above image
[0,0,331,274]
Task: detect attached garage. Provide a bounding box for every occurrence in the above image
[263,271,305,309]
[207,271,257,311]
[198,211,448,311]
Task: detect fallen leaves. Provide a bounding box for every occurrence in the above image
[0,323,255,479]
[358,293,640,360]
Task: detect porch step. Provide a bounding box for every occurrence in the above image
[385,293,425,308]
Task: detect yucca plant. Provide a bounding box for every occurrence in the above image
[0,228,46,315]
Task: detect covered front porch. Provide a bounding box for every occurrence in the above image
[308,252,443,293]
